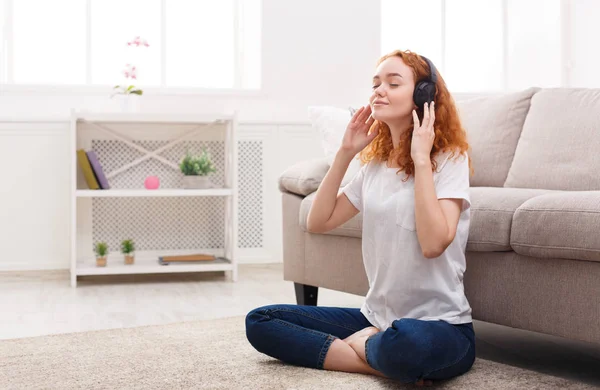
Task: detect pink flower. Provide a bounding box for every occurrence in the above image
[122,64,138,79]
[127,36,149,47]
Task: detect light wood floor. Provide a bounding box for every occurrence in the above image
[1,263,599,386]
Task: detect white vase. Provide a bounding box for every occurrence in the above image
[113,94,141,113]
[182,175,212,189]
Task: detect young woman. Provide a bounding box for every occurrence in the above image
[246,50,474,386]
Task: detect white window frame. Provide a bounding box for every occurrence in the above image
[443,0,572,91]
[387,0,573,93]
[0,0,262,96]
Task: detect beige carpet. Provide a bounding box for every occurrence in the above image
[0,316,594,390]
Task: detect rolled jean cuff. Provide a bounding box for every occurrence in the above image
[365,332,416,382]
[317,335,336,369]
[364,333,377,370]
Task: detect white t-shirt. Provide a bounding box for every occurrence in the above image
[342,150,472,330]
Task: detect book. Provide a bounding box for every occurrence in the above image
[158,254,218,265]
[86,150,110,189]
[162,254,216,262]
[77,149,100,190]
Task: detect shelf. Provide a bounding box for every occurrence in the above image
[76,188,233,198]
[73,112,234,124]
[70,111,238,286]
[76,251,233,276]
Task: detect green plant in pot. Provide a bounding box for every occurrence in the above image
[179,148,216,189]
[121,239,135,265]
[95,242,109,267]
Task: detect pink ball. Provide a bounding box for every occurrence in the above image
[144,176,160,190]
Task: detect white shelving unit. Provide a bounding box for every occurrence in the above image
[69,110,239,287]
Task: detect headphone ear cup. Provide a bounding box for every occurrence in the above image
[413,81,436,108]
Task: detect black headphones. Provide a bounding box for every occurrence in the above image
[413,56,438,108]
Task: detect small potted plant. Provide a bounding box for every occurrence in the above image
[179,148,217,189]
[111,65,143,112]
[95,242,109,267]
[121,239,135,265]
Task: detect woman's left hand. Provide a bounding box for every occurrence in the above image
[410,102,435,166]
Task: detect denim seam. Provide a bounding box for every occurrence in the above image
[268,308,363,333]
[272,318,332,338]
[421,331,473,378]
[317,335,335,369]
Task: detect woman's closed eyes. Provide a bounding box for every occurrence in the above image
[372,84,399,89]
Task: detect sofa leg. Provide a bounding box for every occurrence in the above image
[294,283,318,306]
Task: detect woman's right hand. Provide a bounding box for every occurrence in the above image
[340,105,378,156]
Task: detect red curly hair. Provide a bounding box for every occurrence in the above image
[359,50,472,180]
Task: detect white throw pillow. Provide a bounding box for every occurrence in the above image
[307,106,362,186]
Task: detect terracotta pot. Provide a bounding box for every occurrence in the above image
[96,256,107,267]
[124,254,135,265]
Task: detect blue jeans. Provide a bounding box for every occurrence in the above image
[245,304,475,383]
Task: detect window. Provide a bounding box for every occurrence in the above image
[506,0,561,90]
[0,0,261,90]
[570,0,600,87]
[381,0,564,92]
[166,0,235,88]
[13,0,87,84]
[381,0,443,70]
[91,0,162,86]
[445,0,504,92]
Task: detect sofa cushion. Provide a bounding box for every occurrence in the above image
[504,88,600,190]
[468,187,554,252]
[299,192,362,238]
[456,87,539,188]
[299,187,554,249]
[511,191,600,262]
[278,157,330,196]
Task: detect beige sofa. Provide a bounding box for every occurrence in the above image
[278,88,600,345]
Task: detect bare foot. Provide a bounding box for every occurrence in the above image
[342,326,380,345]
[344,328,433,385]
[323,338,386,378]
[346,327,380,362]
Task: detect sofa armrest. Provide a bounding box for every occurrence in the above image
[278,157,330,196]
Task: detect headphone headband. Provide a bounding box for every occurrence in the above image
[421,56,437,85]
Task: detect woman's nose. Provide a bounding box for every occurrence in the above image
[374,85,386,96]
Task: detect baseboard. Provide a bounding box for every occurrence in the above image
[0,262,69,272]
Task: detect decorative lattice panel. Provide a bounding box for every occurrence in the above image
[92,140,226,189]
[90,139,263,251]
[92,197,226,251]
[238,141,263,248]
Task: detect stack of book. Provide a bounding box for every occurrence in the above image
[77,149,110,190]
